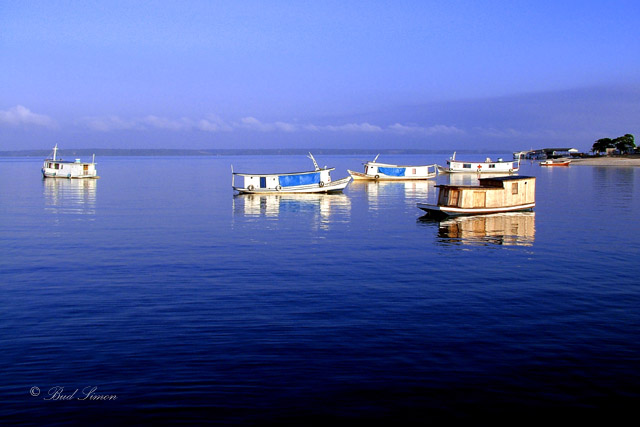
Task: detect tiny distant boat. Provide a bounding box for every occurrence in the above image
[232,153,352,194]
[540,159,571,166]
[437,152,520,174]
[42,144,99,179]
[417,176,535,218]
[347,154,437,180]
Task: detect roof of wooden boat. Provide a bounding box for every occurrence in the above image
[478,175,535,181]
[435,175,535,189]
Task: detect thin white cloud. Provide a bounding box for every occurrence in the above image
[83,115,140,131]
[237,116,274,132]
[141,115,194,131]
[0,105,56,128]
[197,114,233,132]
[80,113,462,137]
[389,123,464,135]
[322,122,383,133]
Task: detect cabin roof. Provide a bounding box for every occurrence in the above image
[478,175,535,182]
[436,175,535,189]
[233,168,334,177]
[45,159,93,164]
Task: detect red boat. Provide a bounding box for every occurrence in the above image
[540,159,571,166]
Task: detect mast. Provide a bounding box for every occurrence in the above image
[53,144,58,161]
[308,152,320,171]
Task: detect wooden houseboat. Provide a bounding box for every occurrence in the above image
[347,154,437,180]
[417,175,535,218]
[42,144,99,179]
[437,152,520,174]
[232,153,351,194]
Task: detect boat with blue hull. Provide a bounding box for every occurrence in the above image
[348,154,437,180]
[232,153,351,194]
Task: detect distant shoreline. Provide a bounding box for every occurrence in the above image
[570,156,640,166]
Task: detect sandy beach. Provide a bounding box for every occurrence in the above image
[569,156,640,166]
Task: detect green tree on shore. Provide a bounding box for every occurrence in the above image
[614,134,635,153]
[592,134,635,154]
[592,138,614,154]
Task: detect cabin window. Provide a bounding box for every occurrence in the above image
[48,163,53,168]
[412,168,416,174]
[489,164,496,168]
[54,163,60,170]
[512,183,519,194]
[463,164,471,169]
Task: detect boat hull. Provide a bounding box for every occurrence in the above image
[347,170,436,180]
[437,165,519,174]
[234,176,352,194]
[417,202,535,218]
[42,169,99,179]
[540,161,570,166]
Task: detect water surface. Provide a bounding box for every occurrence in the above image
[1,154,639,424]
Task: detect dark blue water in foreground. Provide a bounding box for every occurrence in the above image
[1,154,639,425]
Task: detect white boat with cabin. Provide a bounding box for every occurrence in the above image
[347,154,437,180]
[540,159,571,166]
[437,152,520,174]
[41,144,99,179]
[417,175,535,218]
[232,153,352,194]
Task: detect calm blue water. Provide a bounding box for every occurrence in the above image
[1,154,639,424]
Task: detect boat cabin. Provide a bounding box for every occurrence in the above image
[438,176,535,209]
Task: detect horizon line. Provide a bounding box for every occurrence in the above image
[0,147,525,157]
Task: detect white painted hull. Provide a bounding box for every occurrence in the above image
[437,164,518,174]
[42,168,99,179]
[234,176,352,194]
[417,202,535,217]
[438,153,520,174]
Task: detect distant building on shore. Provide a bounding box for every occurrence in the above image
[514,148,579,160]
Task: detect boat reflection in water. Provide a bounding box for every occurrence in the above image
[422,211,536,246]
[445,172,518,187]
[350,180,437,209]
[232,193,351,228]
[43,178,97,216]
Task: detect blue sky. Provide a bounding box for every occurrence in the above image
[1,0,639,151]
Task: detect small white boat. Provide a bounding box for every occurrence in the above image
[417,175,535,218]
[347,154,437,180]
[41,144,99,179]
[232,153,352,194]
[437,152,520,174]
[540,159,571,166]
